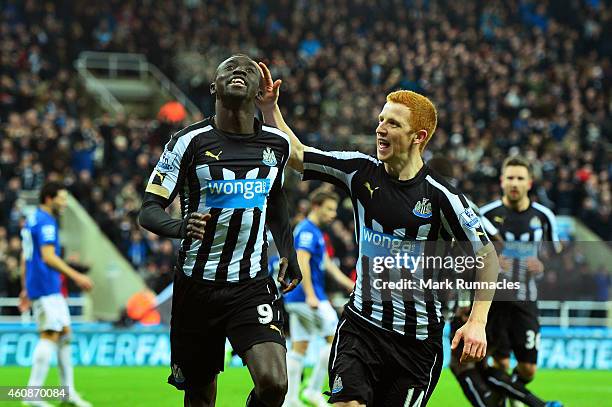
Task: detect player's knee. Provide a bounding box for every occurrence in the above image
[185,379,216,406]
[516,363,536,382]
[291,341,308,355]
[253,371,287,406]
[493,357,510,371]
[40,330,60,342]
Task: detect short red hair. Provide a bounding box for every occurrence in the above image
[386,90,437,151]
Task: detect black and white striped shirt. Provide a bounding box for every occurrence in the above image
[303,148,491,339]
[145,117,291,283]
[480,200,561,301]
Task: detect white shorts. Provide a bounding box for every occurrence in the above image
[285,300,339,342]
[32,293,71,332]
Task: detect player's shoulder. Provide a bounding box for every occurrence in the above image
[167,118,214,151]
[32,209,57,241]
[296,218,320,235]
[531,201,557,223]
[261,123,291,148]
[423,167,471,206]
[34,208,55,227]
[479,199,504,216]
[423,167,460,194]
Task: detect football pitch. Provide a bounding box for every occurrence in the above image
[0,367,610,406]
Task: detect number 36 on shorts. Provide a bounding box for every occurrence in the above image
[525,330,540,350]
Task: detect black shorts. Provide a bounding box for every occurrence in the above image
[486,301,539,364]
[327,309,443,406]
[168,272,285,392]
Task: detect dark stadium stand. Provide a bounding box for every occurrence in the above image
[0,0,610,301]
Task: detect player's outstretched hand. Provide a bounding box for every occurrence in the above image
[74,273,94,292]
[451,319,487,364]
[185,212,211,240]
[256,62,282,112]
[277,257,302,294]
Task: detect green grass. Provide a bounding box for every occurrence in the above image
[0,367,610,406]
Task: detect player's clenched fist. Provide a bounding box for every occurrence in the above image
[277,257,303,294]
[184,212,211,240]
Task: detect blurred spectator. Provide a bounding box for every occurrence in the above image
[0,0,610,297]
[593,266,611,302]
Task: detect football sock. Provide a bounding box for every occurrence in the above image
[484,367,546,407]
[27,338,57,387]
[58,335,75,392]
[286,350,304,401]
[456,368,505,407]
[306,343,331,394]
[512,367,533,384]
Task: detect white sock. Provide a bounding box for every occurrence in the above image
[58,335,75,393]
[286,350,305,401]
[307,343,331,394]
[27,338,57,387]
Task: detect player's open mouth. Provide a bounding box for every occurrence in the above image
[229,77,246,87]
[377,139,390,152]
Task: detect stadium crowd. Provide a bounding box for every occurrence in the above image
[0,0,610,302]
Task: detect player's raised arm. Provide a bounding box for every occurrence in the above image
[257,62,305,172]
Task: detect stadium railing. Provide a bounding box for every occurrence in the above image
[0,297,89,323]
[75,51,200,117]
[15,190,147,321]
[538,301,611,328]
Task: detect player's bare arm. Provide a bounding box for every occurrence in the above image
[325,254,354,293]
[40,244,94,291]
[451,242,499,363]
[296,249,318,308]
[18,252,30,312]
[257,62,306,172]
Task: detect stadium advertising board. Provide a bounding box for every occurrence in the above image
[0,324,609,369]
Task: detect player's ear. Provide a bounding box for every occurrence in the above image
[413,129,428,146]
[210,82,216,96]
[256,88,263,100]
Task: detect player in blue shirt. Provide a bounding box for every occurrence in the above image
[20,182,93,407]
[283,189,354,407]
